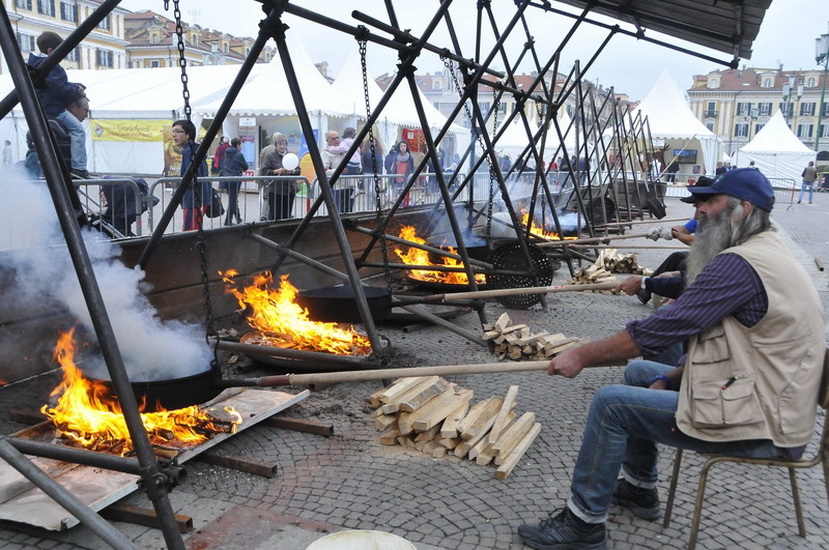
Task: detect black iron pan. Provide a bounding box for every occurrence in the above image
[296,285,392,323]
[93,369,222,413]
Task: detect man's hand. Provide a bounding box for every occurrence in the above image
[547,347,585,378]
[616,276,643,296]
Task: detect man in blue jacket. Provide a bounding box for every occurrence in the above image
[26,32,89,179]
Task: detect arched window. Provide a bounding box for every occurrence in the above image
[808,77,816,87]
[763,78,771,88]
[708,78,719,89]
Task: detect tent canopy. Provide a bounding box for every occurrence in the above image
[635,69,719,174]
[734,109,815,183]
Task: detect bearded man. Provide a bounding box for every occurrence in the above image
[518,168,825,550]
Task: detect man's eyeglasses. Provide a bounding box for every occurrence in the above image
[171,129,186,135]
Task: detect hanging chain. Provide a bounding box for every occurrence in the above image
[443,56,498,242]
[359,33,392,288]
[169,1,218,367]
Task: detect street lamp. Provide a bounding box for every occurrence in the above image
[782,77,803,128]
[814,23,829,151]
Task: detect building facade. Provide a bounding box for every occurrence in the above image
[2,1,274,75]
[5,0,130,72]
[688,66,829,156]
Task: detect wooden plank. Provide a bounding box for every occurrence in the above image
[456,397,493,435]
[380,376,441,413]
[439,399,471,439]
[398,378,451,412]
[492,412,536,458]
[195,450,278,478]
[262,415,334,436]
[460,397,503,441]
[100,504,193,534]
[488,386,519,444]
[399,388,473,434]
[374,376,429,405]
[495,422,541,479]
[0,389,309,531]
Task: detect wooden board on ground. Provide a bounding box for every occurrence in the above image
[0,388,308,531]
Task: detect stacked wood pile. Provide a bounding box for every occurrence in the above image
[570,248,654,286]
[596,248,651,275]
[370,379,541,479]
[481,312,585,361]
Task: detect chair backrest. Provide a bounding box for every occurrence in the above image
[818,347,829,410]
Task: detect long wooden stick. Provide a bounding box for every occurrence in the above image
[282,359,621,386]
[536,231,654,247]
[422,280,617,302]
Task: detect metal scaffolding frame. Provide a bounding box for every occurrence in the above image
[0,0,766,547]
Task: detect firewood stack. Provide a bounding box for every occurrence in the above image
[595,248,651,275]
[481,312,585,360]
[370,379,541,479]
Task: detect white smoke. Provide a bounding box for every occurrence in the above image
[1,168,212,381]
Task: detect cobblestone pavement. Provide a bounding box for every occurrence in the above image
[1,195,828,549]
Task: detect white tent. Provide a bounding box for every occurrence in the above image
[733,110,815,183]
[495,110,577,165]
[635,70,719,175]
[327,49,469,171]
[0,65,239,173]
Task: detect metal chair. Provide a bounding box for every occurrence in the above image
[662,348,829,549]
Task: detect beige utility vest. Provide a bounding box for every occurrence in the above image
[677,231,824,446]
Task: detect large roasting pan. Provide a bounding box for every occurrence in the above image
[93,368,222,413]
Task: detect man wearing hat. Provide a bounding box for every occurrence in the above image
[518,168,824,550]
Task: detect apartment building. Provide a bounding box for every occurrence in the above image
[5,0,130,72]
[688,66,829,156]
[2,1,274,75]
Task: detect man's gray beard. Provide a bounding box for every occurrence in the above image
[685,208,736,285]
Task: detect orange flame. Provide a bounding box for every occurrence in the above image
[520,211,578,240]
[221,270,371,355]
[393,226,487,285]
[41,328,241,456]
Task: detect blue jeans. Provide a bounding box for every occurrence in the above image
[798,181,813,204]
[55,109,86,170]
[567,360,784,524]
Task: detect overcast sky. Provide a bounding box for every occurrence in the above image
[120,0,828,100]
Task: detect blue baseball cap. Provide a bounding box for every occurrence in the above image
[688,168,775,212]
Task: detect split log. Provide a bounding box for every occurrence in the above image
[398,388,473,435]
[495,422,542,479]
[492,411,537,459]
[488,385,519,444]
[439,399,471,439]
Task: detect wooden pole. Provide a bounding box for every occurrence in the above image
[422,280,617,302]
[285,359,621,386]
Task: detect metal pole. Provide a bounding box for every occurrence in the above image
[138,6,277,270]
[0,5,184,547]
[0,440,138,550]
[815,55,828,151]
[5,437,142,474]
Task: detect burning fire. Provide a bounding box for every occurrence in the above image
[41,329,241,456]
[221,270,371,355]
[394,226,486,285]
[521,211,578,241]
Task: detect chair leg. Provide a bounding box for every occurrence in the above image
[663,448,683,528]
[823,457,829,522]
[787,468,806,537]
[688,457,715,550]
